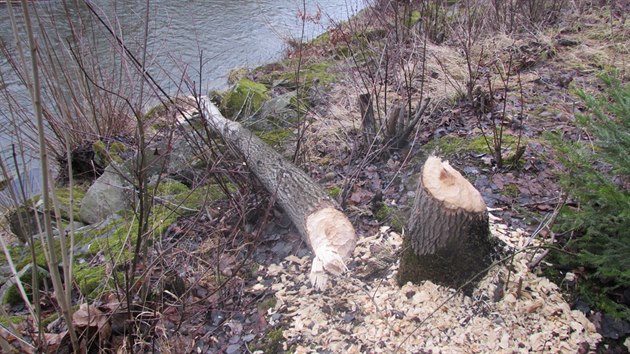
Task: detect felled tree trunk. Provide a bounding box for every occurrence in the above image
[200,97,356,290]
[397,156,494,293]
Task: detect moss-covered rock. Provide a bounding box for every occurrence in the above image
[253,59,338,93]
[93,140,127,168]
[144,103,168,121]
[154,179,189,197]
[83,216,134,264]
[2,179,232,304]
[8,186,87,242]
[92,140,108,168]
[227,67,249,85]
[1,264,50,306]
[256,91,300,124]
[53,185,87,222]
[311,31,330,46]
[222,78,270,118]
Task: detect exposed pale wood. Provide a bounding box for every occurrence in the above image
[398,156,494,293]
[200,97,356,290]
[421,156,486,216]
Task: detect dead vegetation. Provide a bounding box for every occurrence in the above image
[0,0,629,352]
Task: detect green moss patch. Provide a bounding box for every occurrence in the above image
[144,103,168,121]
[327,186,342,199]
[83,217,131,260]
[407,10,421,28]
[153,179,232,214]
[53,185,87,222]
[2,265,50,306]
[222,78,270,118]
[375,204,406,232]
[311,31,330,46]
[500,184,520,199]
[424,135,467,155]
[255,128,293,147]
[425,134,526,157]
[93,140,127,167]
[227,67,249,85]
[74,264,107,299]
[254,59,338,92]
[280,61,337,89]
[0,315,25,327]
[256,328,286,353]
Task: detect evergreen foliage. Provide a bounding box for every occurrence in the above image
[550,72,630,320]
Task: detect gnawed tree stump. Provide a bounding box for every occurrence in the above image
[200,97,356,290]
[359,93,376,146]
[397,156,494,293]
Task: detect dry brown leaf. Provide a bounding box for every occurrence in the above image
[73,303,112,343]
[43,331,67,353]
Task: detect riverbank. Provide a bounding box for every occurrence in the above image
[1,1,629,352]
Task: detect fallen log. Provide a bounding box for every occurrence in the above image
[200,97,356,290]
[397,156,495,293]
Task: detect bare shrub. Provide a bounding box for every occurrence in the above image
[0,1,148,164]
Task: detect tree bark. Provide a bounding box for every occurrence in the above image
[359,93,376,146]
[385,102,403,141]
[200,97,356,290]
[397,156,494,293]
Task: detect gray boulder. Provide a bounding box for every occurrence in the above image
[252,91,298,128]
[79,163,135,224]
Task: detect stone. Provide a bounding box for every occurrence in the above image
[79,163,134,224]
[165,138,204,187]
[8,205,45,243]
[256,91,298,123]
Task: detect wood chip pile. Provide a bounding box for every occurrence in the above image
[253,214,602,353]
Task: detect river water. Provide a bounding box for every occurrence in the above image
[0,0,364,204]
